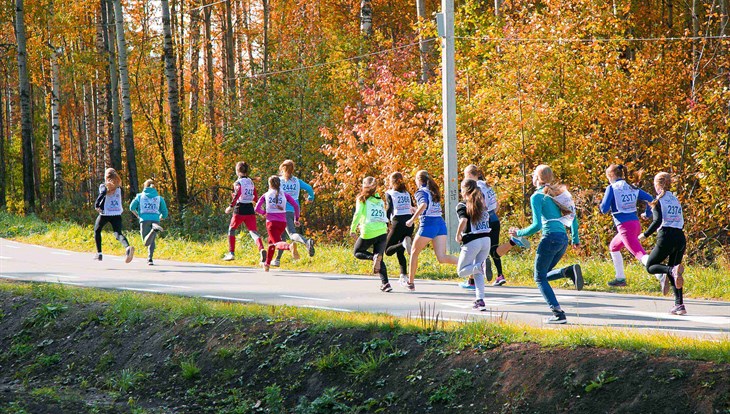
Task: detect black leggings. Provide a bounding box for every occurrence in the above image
[385,215,413,275]
[646,228,686,305]
[94,215,129,253]
[488,219,503,276]
[354,233,388,284]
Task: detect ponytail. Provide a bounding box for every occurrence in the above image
[268,175,281,200]
[461,179,485,222]
[357,177,377,203]
[389,172,407,193]
[416,170,441,203]
[650,172,672,207]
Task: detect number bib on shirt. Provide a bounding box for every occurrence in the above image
[140,195,160,215]
[418,189,443,217]
[280,176,301,201]
[265,190,286,212]
[236,177,256,204]
[471,210,491,234]
[611,181,639,214]
[365,198,388,223]
[478,181,498,212]
[386,190,412,216]
[103,188,123,216]
[542,191,576,227]
[660,192,684,229]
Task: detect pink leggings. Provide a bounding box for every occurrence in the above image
[609,220,646,259]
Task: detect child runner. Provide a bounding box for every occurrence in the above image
[639,172,687,314]
[222,161,266,264]
[94,168,134,263]
[255,176,300,271]
[129,179,169,265]
[384,172,414,287]
[599,164,654,287]
[405,170,459,291]
[456,179,493,311]
[508,165,583,324]
[272,160,315,266]
[350,177,392,292]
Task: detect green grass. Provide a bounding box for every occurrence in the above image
[0,281,728,364]
[1,212,728,300]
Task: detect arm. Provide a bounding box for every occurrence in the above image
[285,193,300,220]
[229,184,241,208]
[94,185,107,210]
[350,201,366,233]
[407,203,426,227]
[159,197,169,220]
[129,195,140,218]
[456,218,468,243]
[254,195,266,216]
[638,189,654,218]
[570,214,580,245]
[516,194,543,238]
[599,186,614,214]
[299,179,315,202]
[385,193,394,220]
[642,202,662,238]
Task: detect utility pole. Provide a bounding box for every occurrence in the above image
[437,0,459,253]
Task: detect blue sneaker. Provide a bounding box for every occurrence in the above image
[459,280,476,290]
[510,236,531,249]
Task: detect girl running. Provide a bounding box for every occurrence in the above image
[222,162,266,264]
[456,179,493,311]
[384,172,414,286]
[255,176,300,271]
[129,179,169,265]
[464,165,504,287]
[599,164,654,287]
[350,177,392,292]
[405,170,458,291]
[94,168,134,263]
[508,165,583,324]
[272,160,315,266]
[639,172,687,314]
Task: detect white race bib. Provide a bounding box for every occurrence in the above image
[236,177,256,204]
[139,195,160,215]
[660,192,684,229]
[418,189,443,217]
[611,181,639,214]
[478,181,498,213]
[103,189,123,216]
[386,190,412,216]
[280,177,301,201]
[470,209,491,234]
[365,198,388,223]
[543,191,576,227]
[265,190,286,213]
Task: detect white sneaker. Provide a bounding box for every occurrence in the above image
[402,236,413,254]
[151,223,164,232]
[659,274,670,295]
[222,252,235,261]
[399,274,409,287]
[125,246,135,263]
[270,259,281,267]
[94,253,103,261]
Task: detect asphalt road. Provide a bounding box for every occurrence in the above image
[1,238,728,339]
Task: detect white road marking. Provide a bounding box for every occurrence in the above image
[0,256,11,260]
[59,281,84,286]
[440,302,475,310]
[51,251,71,256]
[148,283,191,289]
[0,275,18,279]
[301,305,352,313]
[280,294,331,302]
[612,309,730,326]
[119,287,161,293]
[2,245,19,249]
[47,274,79,279]
[202,295,253,302]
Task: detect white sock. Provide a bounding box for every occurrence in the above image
[610,251,625,280]
[640,255,649,266]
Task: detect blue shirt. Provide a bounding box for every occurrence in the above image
[599,180,653,225]
[516,187,579,244]
[282,178,315,213]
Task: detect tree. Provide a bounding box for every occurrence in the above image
[189,0,201,131]
[103,0,122,171]
[15,0,35,213]
[161,0,188,205]
[49,44,63,200]
[416,0,432,83]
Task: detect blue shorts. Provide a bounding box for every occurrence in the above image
[418,216,448,239]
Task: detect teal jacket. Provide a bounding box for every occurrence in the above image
[129,187,169,223]
[516,187,579,244]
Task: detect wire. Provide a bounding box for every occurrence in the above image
[455,35,729,43]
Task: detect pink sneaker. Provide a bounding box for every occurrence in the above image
[671,264,684,289]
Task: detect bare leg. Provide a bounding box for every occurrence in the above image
[408,235,431,284]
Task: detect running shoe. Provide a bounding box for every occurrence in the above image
[125,246,135,263]
[292,248,300,261]
[459,279,476,290]
[473,299,486,311]
[546,310,567,324]
[671,264,684,289]
[482,260,493,282]
[669,304,687,315]
[399,274,409,288]
[407,282,415,291]
[373,253,382,274]
[147,258,154,266]
[380,283,393,293]
[493,275,506,286]
[659,274,670,295]
[94,253,103,261]
[222,252,235,261]
[607,278,627,287]
[263,264,270,272]
[402,236,413,254]
[151,223,164,232]
[510,236,531,249]
[270,258,281,267]
[259,250,267,265]
[568,264,584,291]
[307,239,315,257]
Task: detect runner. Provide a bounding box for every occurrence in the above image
[255,176,300,271]
[456,179,492,311]
[384,172,414,287]
[599,164,654,287]
[272,160,315,266]
[350,177,392,292]
[222,161,265,264]
[405,170,458,291]
[508,164,583,324]
[93,168,134,263]
[129,179,168,265]
[639,172,687,314]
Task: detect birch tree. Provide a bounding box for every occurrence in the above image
[15,0,35,213]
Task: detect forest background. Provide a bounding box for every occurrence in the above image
[1,0,728,263]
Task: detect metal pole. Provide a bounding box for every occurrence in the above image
[440,0,459,254]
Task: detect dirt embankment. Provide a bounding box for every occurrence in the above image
[0,290,727,413]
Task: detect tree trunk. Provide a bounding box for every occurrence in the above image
[15,0,35,213]
[204,5,216,139]
[50,46,63,200]
[162,0,189,206]
[112,0,139,196]
[189,2,201,131]
[224,0,236,109]
[0,73,5,208]
[494,0,501,17]
[243,0,255,76]
[416,0,432,83]
[360,0,372,37]
[262,0,269,86]
[235,0,246,100]
[104,0,122,171]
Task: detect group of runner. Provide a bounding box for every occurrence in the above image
[92,159,688,322]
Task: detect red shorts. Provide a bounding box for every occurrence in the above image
[230,214,257,232]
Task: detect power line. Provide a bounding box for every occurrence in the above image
[455,35,729,43]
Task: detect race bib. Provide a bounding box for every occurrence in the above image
[140,195,160,215]
[660,192,684,229]
[365,198,388,223]
[386,190,412,216]
[103,189,123,215]
[611,181,639,214]
[236,177,256,204]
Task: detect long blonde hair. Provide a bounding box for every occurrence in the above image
[357,177,377,203]
[650,172,672,207]
[534,165,566,197]
[279,160,295,180]
[104,168,122,193]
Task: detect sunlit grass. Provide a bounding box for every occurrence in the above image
[1,280,728,363]
[1,211,728,300]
